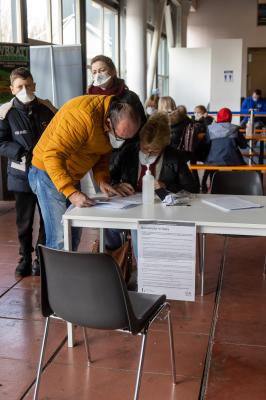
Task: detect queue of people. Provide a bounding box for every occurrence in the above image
[0,55,261,279]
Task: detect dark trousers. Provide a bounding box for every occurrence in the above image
[14,192,45,260]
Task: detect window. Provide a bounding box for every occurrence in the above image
[62,0,77,44]
[157,37,169,96]
[27,0,51,42]
[0,0,20,43]
[51,0,62,44]
[104,7,117,61]
[86,0,118,84]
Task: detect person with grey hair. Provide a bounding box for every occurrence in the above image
[28,95,142,250]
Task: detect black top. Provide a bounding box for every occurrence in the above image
[0,98,55,192]
[110,142,199,193]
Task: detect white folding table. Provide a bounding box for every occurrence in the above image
[63,194,266,346]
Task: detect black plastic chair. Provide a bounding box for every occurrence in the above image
[33,245,176,400]
[199,171,265,292]
[211,170,263,196]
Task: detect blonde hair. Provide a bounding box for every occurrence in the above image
[145,94,159,109]
[139,112,170,149]
[158,96,176,113]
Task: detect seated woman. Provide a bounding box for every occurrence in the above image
[112,112,199,195]
[144,93,160,117]
[157,96,176,113]
[110,112,199,260]
[205,107,247,184]
[192,105,213,192]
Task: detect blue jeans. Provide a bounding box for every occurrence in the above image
[28,166,81,250]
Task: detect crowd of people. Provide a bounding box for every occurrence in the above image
[0,54,263,280]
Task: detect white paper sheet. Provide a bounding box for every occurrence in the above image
[138,221,196,301]
[201,196,264,212]
[94,193,142,209]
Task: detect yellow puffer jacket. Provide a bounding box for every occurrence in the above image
[32,95,113,198]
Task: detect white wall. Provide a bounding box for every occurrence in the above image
[169,47,211,111]
[210,39,243,113]
[187,0,266,96]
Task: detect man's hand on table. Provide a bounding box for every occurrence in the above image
[99,181,128,197]
[112,183,135,197]
[68,191,96,207]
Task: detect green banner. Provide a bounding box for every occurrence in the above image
[0,43,30,104]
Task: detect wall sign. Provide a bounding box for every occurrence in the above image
[224,70,234,82]
[0,43,29,104]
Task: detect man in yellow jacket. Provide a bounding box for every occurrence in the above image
[28,94,142,250]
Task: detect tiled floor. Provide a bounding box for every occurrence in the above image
[0,202,266,399]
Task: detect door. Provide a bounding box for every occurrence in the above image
[247,48,266,96]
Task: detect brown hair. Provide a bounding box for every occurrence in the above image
[158,96,176,113]
[90,55,117,76]
[195,105,207,114]
[176,105,187,115]
[139,112,170,149]
[10,67,33,85]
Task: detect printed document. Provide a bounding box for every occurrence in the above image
[138,221,196,301]
[201,196,264,212]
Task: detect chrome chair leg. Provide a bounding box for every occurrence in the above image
[167,310,177,384]
[200,233,206,296]
[33,317,50,400]
[133,332,148,400]
[83,327,92,365]
[221,236,229,270]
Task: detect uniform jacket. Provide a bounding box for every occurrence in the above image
[0,97,56,192]
[110,142,199,193]
[32,95,113,198]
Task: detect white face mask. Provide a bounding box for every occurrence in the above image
[108,132,125,149]
[16,87,35,104]
[139,150,158,165]
[194,112,203,121]
[93,72,112,88]
[146,106,156,116]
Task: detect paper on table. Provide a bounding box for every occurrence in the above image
[94,193,142,209]
[138,221,196,301]
[201,196,264,212]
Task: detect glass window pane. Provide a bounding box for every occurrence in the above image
[27,0,50,42]
[103,8,117,62]
[62,0,76,44]
[51,0,62,44]
[86,0,102,63]
[0,1,12,42]
[0,0,19,42]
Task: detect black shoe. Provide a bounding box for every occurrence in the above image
[32,259,40,276]
[15,257,32,277]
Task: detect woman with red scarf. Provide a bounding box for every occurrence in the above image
[88,55,129,97]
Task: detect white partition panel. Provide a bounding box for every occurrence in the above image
[169,47,211,111]
[210,39,243,113]
[30,45,83,108]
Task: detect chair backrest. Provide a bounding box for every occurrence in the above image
[211,171,264,195]
[38,245,135,331]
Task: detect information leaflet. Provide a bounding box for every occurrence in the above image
[138,221,196,301]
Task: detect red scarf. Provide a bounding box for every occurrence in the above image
[87,78,128,97]
[136,158,160,192]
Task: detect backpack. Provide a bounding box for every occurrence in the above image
[178,122,200,154]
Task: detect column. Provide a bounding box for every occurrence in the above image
[126,0,147,103]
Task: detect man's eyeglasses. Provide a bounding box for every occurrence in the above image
[110,119,125,141]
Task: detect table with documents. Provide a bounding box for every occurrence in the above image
[63,193,266,346]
